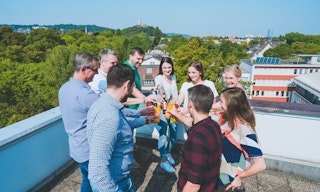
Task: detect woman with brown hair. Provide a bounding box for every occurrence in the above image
[217,87,266,191]
[174,61,219,127]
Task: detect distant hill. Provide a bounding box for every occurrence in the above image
[166,33,192,38]
[0,24,113,33]
[121,25,170,38]
[1,24,192,38]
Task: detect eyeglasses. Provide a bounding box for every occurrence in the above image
[86,67,98,73]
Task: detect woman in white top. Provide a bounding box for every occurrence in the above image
[154,57,178,173]
[174,61,219,127]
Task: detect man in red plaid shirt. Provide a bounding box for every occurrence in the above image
[177,85,223,192]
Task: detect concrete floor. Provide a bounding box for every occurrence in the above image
[51,141,320,192]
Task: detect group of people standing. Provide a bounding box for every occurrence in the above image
[59,47,266,192]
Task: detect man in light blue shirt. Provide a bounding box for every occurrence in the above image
[59,52,99,192]
[87,64,137,191]
[59,53,150,192]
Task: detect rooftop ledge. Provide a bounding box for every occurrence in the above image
[0,101,320,191]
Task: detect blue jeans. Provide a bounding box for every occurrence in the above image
[118,176,135,192]
[79,161,92,192]
[156,115,177,158]
[90,176,134,192]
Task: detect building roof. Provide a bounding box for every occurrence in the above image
[241,58,320,66]
[291,54,320,57]
[293,72,320,93]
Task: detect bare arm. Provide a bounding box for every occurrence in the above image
[226,157,266,191]
[175,92,185,106]
[122,87,158,105]
[167,105,193,129]
[182,181,200,192]
[132,86,145,98]
[122,97,144,105]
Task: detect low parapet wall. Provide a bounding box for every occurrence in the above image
[0,107,72,192]
[0,103,319,191]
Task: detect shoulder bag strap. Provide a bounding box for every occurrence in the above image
[224,130,249,158]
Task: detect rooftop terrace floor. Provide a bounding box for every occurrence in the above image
[51,139,320,192]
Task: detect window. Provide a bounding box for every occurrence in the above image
[281,91,284,96]
[276,91,279,96]
[144,80,154,86]
[310,69,313,73]
[294,69,297,74]
[147,68,152,74]
[261,91,264,96]
[256,91,260,96]
[299,69,302,74]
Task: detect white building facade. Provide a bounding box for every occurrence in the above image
[290,72,320,105]
[240,54,320,102]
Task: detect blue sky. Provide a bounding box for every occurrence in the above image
[1,0,319,37]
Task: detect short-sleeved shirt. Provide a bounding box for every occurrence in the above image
[89,69,107,94]
[219,123,263,186]
[58,77,100,163]
[180,80,219,109]
[178,117,222,192]
[154,74,178,99]
[124,61,141,110]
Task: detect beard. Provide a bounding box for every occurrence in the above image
[121,84,133,102]
[121,95,129,103]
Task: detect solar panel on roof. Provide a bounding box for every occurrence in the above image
[267,57,272,63]
[255,57,281,64]
[256,57,262,63]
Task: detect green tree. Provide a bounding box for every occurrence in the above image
[264,44,294,58]
[7,63,44,124]
[218,40,246,59]
[115,29,121,36]
[26,28,64,45]
[292,42,308,54]
[307,43,320,54]
[61,34,77,46]
[129,32,153,52]
[0,25,14,41]
[171,38,213,88]
[164,35,188,53]
[1,31,25,47]
[64,29,87,40]
[4,45,24,62]
[23,28,65,62]
[285,32,306,45]
[42,45,78,107]
[153,27,162,46]
[0,59,18,127]
[76,34,98,46]
[107,36,130,63]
